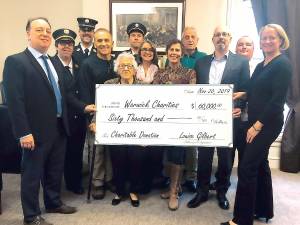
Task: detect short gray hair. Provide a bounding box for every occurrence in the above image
[114,52,138,72]
[181,26,198,39]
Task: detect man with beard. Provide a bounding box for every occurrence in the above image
[51,28,86,195]
[124,22,147,64]
[78,28,116,200]
[187,26,250,210]
[73,17,98,65]
[210,36,256,192]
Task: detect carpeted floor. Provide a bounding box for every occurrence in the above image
[0,169,299,225]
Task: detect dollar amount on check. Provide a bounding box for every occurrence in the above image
[95,84,233,147]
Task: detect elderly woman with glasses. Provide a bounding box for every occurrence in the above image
[104,52,145,207]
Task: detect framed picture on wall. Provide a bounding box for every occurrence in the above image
[109,0,186,52]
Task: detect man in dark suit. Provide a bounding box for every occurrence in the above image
[3,17,95,225]
[73,17,98,65]
[187,26,250,210]
[52,28,86,195]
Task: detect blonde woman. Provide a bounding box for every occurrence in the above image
[222,24,292,225]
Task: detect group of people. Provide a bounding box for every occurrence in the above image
[2,15,292,225]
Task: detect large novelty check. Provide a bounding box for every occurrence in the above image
[95,84,233,147]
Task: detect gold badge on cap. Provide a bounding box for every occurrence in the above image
[64,29,69,34]
[85,19,89,24]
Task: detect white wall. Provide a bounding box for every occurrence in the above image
[0,0,228,79]
[0,0,83,79]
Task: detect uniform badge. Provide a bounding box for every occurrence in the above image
[64,29,69,34]
[74,64,79,68]
[135,23,139,27]
[85,19,89,24]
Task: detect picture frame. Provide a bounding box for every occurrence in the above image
[109,0,186,52]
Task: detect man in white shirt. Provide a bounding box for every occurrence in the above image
[187,26,250,210]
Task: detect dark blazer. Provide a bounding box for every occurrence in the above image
[195,52,250,92]
[72,43,97,66]
[51,55,86,134]
[3,48,71,143]
[194,51,250,108]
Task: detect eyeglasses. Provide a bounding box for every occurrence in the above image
[214,32,230,38]
[141,47,154,52]
[119,64,134,69]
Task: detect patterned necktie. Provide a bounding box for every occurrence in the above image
[40,55,62,116]
[84,48,89,57]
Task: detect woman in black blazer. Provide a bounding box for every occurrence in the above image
[222,24,292,225]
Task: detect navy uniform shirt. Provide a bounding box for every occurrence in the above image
[78,54,117,105]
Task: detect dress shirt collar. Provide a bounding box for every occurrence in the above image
[80,42,93,54]
[58,56,73,70]
[28,46,47,59]
[212,51,229,61]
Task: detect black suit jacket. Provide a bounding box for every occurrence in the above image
[51,55,86,133]
[194,51,250,108]
[72,43,97,66]
[3,48,70,143]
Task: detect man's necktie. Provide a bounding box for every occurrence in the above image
[84,48,89,57]
[134,54,141,64]
[40,55,62,116]
[65,65,72,76]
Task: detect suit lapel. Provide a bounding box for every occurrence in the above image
[203,55,213,84]
[50,56,65,95]
[221,51,233,83]
[24,49,55,95]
